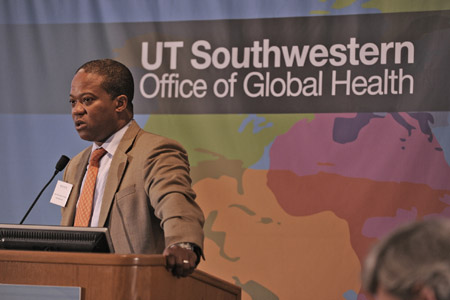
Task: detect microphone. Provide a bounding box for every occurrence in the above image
[55,155,70,172]
[20,155,70,224]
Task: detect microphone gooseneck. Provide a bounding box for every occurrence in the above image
[19,155,70,225]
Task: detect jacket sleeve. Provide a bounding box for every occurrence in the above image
[142,138,205,252]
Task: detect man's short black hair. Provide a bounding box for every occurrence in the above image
[77,59,134,110]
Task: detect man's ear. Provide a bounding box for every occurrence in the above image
[115,95,128,112]
[416,286,436,300]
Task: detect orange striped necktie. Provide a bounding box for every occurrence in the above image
[74,147,107,227]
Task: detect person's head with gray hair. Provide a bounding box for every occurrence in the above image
[362,218,450,300]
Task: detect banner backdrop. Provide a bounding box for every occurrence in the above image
[1,1,450,299]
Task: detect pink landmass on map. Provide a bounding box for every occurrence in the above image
[268,113,450,262]
[270,113,450,190]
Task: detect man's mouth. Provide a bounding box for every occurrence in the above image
[74,120,87,130]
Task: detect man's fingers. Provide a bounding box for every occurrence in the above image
[163,246,197,277]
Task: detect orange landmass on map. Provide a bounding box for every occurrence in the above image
[195,169,361,300]
[267,170,450,262]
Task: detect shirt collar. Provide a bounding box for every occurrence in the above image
[91,120,133,157]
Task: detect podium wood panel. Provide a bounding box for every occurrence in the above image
[0,250,241,300]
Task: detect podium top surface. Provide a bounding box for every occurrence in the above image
[0,249,166,266]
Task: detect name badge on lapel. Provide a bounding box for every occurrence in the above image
[50,180,73,207]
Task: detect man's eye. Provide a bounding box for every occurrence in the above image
[82,97,93,103]
[69,99,76,105]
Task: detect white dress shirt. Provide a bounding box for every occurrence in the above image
[78,121,132,227]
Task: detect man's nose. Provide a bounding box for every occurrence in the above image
[72,101,86,115]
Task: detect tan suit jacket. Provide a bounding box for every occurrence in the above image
[61,120,204,254]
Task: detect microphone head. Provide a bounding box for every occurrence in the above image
[55,155,70,172]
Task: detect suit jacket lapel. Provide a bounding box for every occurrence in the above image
[97,120,141,227]
[60,148,91,226]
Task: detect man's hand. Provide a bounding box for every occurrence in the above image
[163,244,198,277]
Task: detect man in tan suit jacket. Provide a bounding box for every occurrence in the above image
[61,59,204,277]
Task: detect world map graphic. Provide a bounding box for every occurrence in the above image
[145,109,450,299]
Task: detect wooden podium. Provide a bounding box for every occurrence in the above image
[0,250,241,300]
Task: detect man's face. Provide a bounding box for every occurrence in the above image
[70,70,120,144]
